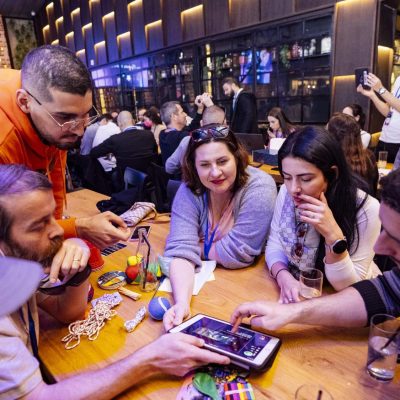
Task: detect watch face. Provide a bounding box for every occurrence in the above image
[333,239,347,254]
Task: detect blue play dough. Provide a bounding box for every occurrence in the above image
[148,297,171,320]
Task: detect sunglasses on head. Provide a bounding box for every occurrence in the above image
[38,265,91,295]
[291,222,308,260]
[191,124,230,142]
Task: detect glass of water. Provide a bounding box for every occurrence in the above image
[299,268,323,299]
[366,314,400,382]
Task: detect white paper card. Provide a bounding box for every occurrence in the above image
[159,260,216,296]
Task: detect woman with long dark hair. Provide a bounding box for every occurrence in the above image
[143,106,165,147]
[267,107,296,139]
[342,103,371,148]
[266,126,381,303]
[328,112,378,196]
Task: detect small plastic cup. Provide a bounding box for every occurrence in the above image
[85,240,105,271]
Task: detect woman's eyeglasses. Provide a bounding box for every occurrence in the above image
[191,124,229,142]
[291,222,309,260]
[39,265,91,295]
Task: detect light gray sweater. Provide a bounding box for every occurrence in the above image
[163,166,277,269]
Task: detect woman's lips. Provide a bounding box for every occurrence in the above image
[211,179,225,185]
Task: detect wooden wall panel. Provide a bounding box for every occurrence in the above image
[101,0,115,15]
[91,0,105,44]
[95,41,107,64]
[117,32,133,58]
[61,0,72,35]
[71,8,84,50]
[45,3,57,42]
[146,20,163,51]
[80,0,91,26]
[65,31,76,52]
[129,0,147,54]
[161,0,182,46]
[295,0,336,12]
[143,0,161,24]
[83,25,96,67]
[55,16,66,46]
[53,0,63,20]
[115,0,130,34]
[203,0,229,35]
[229,0,260,28]
[332,0,377,76]
[103,12,119,62]
[182,5,204,41]
[261,0,294,21]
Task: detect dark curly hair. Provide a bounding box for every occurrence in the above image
[182,125,249,195]
[380,168,400,213]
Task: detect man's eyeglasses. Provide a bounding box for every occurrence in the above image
[39,265,91,295]
[291,222,309,260]
[191,124,230,142]
[25,89,100,132]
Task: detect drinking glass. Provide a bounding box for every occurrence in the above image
[377,151,388,169]
[299,268,323,299]
[366,314,400,382]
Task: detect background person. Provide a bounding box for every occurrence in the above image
[266,127,381,304]
[357,72,400,162]
[231,168,400,330]
[342,103,370,148]
[162,125,277,330]
[267,107,296,139]
[327,113,378,196]
[143,106,166,147]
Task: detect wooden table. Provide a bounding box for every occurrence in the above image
[249,159,283,185]
[39,189,399,399]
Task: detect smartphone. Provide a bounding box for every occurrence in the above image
[169,314,281,370]
[355,67,370,90]
[130,225,151,241]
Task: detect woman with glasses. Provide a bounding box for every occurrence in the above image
[162,124,277,330]
[266,126,381,304]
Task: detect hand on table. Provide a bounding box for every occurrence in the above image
[276,270,301,304]
[163,301,191,331]
[75,211,131,250]
[230,300,296,332]
[48,238,90,283]
[297,192,343,244]
[145,333,230,377]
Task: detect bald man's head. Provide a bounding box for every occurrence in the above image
[201,105,226,126]
[117,111,135,130]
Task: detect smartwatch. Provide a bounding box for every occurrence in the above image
[378,87,387,95]
[325,237,348,254]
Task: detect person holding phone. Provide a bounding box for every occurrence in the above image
[267,107,296,140]
[266,126,381,304]
[162,124,277,330]
[357,72,400,163]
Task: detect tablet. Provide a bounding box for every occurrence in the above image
[169,314,281,370]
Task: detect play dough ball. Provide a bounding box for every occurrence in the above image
[127,255,141,266]
[125,264,140,284]
[148,297,171,320]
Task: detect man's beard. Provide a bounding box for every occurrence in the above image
[4,236,63,270]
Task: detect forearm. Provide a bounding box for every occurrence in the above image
[56,281,89,323]
[379,90,400,113]
[170,258,195,305]
[26,346,156,400]
[370,92,390,117]
[292,287,368,327]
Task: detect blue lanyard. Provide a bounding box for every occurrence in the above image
[203,193,220,261]
[19,304,39,359]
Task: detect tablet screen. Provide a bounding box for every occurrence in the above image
[180,316,271,361]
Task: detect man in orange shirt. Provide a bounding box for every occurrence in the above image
[0,45,130,248]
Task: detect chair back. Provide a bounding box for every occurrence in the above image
[148,162,173,212]
[124,167,148,201]
[167,179,182,207]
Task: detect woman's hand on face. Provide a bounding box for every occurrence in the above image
[163,301,191,332]
[297,192,343,242]
[276,270,301,304]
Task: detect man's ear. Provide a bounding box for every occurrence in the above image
[16,89,31,114]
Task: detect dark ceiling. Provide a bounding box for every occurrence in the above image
[0,0,45,19]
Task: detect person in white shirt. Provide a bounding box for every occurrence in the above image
[342,103,371,149]
[266,126,381,304]
[91,114,120,172]
[358,73,400,162]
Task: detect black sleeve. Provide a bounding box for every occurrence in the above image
[186,112,202,131]
[352,279,388,326]
[237,94,257,132]
[90,137,115,158]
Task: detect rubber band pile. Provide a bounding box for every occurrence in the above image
[62,300,117,350]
